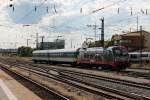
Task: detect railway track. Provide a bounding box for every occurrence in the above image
[1,57,150,79]
[0,63,70,100]
[120,69,150,79]
[0,59,150,100]
[21,64,150,99]
[0,62,130,100]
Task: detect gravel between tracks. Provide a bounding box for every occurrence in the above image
[62,72,150,98]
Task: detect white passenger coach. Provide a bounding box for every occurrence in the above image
[129,52,150,62]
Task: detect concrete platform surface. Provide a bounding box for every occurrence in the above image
[0,79,17,100]
[0,69,41,100]
[0,87,9,100]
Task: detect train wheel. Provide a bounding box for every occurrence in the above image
[33,60,37,63]
[71,63,77,67]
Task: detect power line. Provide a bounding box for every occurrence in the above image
[90,0,127,14]
[15,0,47,23]
[105,16,137,27]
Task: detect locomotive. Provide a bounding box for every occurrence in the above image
[32,46,130,70]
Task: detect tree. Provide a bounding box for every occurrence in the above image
[105,40,113,47]
[88,40,113,48]
[89,40,101,47]
[18,46,33,57]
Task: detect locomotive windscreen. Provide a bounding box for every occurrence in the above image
[113,47,128,56]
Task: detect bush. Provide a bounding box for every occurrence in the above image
[18,46,33,57]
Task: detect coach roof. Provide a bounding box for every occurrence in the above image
[33,48,79,53]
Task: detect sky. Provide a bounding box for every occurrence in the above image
[0,0,150,48]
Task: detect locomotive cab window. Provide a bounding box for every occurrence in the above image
[113,49,121,56]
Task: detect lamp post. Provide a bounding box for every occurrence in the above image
[140,26,142,67]
[40,36,44,50]
[27,39,31,47]
[22,24,39,49]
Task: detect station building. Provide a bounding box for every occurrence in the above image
[111,30,150,51]
[38,39,65,50]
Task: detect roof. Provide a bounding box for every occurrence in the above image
[121,30,150,37]
[86,47,104,52]
[129,52,150,54]
[112,30,150,40]
[33,48,79,53]
[121,33,141,37]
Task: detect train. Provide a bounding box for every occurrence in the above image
[32,46,130,70]
[129,52,150,62]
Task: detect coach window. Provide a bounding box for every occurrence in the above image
[43,53,46,56]
[66,53,70,57]
[70,53,73,57]
[130,54,137,58]
[141,54,148,57]
[69,53,72,57]
[57,53,59,57]
[71,52,74,57]
[40,53,42,57]
[36,53,38,56]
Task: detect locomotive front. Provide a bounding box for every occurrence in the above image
[108,46,130,69]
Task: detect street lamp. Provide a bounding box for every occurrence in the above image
[27,39,31,47]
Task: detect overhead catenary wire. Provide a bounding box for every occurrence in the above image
[5,1,150,38]
[15,0,47,24]
[90,0,127,14]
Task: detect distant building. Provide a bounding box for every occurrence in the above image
[112,30,150,51]
[38,39,65,50]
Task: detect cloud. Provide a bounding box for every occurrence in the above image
[0,0,150,48]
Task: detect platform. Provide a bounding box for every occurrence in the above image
[0,79,17,100]
[0,69,41,100]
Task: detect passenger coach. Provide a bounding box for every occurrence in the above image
[129,52,150,62]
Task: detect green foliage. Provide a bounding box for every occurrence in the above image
[105,40,113,47]
[89,40,113,48]
[18,46,33,57]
